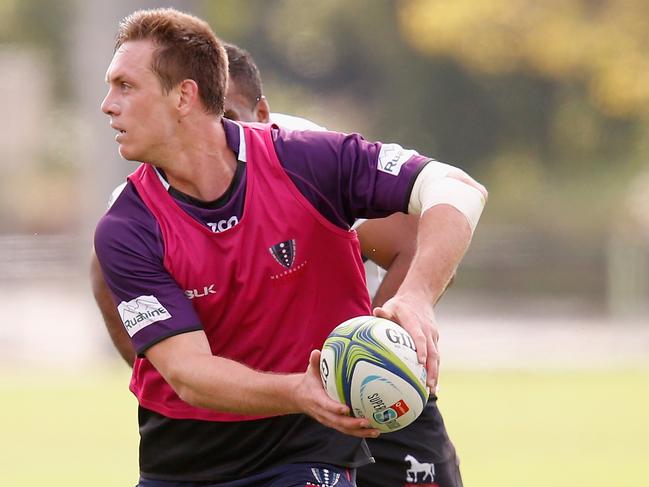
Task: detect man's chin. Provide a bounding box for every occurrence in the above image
[118,147,141,162]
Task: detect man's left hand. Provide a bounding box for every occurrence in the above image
[373,293,439,390]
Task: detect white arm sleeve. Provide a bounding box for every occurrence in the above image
[408,161,486,233]
[269,113,327,131]
[351,218,367,230]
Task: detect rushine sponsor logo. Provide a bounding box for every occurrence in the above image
[377,143,418,176]
[118,295,172,337]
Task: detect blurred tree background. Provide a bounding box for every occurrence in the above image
[2,0,649,314]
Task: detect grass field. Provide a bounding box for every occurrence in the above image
[1,366,647,486]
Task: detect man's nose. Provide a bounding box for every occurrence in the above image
[101,92,119,116]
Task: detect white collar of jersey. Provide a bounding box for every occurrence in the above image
[153,166,170,190]
[231,121,248,163]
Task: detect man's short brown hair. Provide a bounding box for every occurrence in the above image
[115,8,227,115]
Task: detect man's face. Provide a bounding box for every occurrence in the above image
[101,40,179,162]
[224,79,267,123]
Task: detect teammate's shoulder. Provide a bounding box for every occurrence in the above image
[107,182,128,209]
[96,181,155,239]
[270,112,327,132]
[104,180,145,215]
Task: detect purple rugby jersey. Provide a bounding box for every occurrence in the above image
[94,118,431,354]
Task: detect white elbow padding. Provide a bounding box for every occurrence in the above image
[408,162,486,233]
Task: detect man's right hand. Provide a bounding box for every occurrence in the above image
[293,350,381,439]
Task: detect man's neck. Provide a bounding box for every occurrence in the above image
[156,116,238,202]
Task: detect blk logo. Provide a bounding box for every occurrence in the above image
[184,284,216,299]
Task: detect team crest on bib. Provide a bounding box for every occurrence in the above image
[268,239,308,280]
[404,454,437,486]
[269,239,296,268]
[268,239,296,269]
[306,467,341,486]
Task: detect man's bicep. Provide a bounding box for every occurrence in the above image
[274,129,431,225]
[343,140,433,220]
[90,249,136,366]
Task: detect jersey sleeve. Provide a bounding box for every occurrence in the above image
[94,186,203,355]
[272,127,431,228]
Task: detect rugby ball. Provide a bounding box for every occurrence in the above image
[319,316,428,433]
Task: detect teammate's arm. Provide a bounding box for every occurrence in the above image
[144,330,380,438]
[355,213,418,308]
[90,250,136,367]
[90,182,136,367]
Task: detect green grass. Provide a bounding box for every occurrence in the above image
[1,367,647,486]
[438,370,649,487]
[0,367,139,486]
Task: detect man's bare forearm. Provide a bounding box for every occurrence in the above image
[90,251,136,367]
[144,331,380,438]
[399,205,471,302]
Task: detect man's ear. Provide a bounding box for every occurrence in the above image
[178,79,199,116]
[254,95,271,123]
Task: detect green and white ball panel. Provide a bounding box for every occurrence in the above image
[319,338,346,404]
[320,316,429,433]
[367,317,425,383]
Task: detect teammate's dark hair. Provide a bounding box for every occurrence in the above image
[224,43,263,109]
[115,8,228,115]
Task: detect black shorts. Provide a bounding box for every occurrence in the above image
[137,463,355,487]
[357,396,462,487]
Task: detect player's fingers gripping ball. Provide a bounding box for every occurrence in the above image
[319,316,429,433]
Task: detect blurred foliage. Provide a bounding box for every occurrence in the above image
[400,0,649,118]
[0,0,73,98]
[0,0,76,232]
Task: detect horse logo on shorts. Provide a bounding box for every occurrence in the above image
[404,454,436,484]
